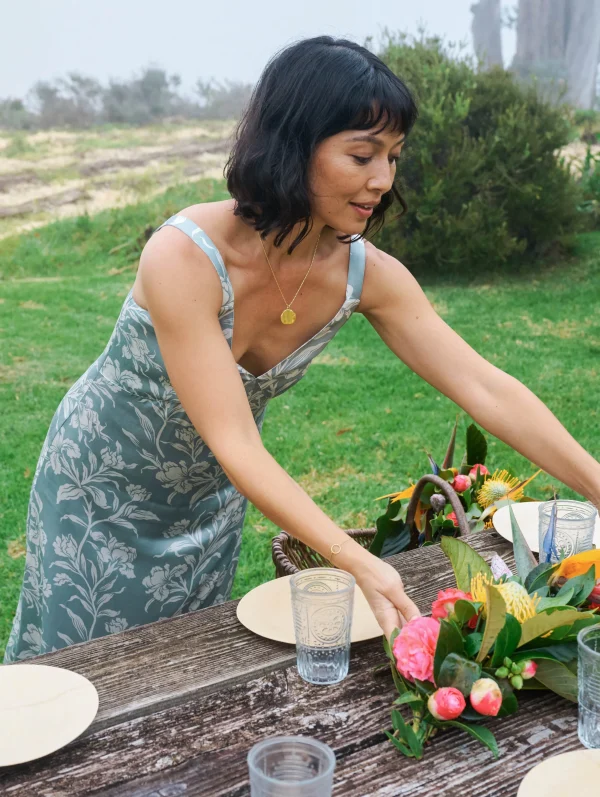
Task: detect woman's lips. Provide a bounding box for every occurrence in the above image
[350,203,374,218]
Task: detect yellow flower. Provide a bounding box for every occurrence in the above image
[470,572,540,624]
[476,468,543,509]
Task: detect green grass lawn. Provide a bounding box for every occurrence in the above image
[1,178,599,660]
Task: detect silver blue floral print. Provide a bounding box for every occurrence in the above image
[3,214,366,662]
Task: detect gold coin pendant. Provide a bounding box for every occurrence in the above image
[280,308,296,325]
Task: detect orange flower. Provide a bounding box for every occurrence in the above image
[550,550,600,582]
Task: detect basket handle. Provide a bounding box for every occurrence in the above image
[405,474,470,544]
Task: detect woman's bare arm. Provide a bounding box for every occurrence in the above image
[139,229,420,636]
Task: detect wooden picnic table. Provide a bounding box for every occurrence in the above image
[1,530,583,796]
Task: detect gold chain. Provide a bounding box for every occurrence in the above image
[258,231,321,325]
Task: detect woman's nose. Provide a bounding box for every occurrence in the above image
[366,161,394,194]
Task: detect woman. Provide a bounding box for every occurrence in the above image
[5,36,600,663]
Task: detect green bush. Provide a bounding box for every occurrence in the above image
[374,34,586,280]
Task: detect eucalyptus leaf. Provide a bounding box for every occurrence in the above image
[509,504,537,580]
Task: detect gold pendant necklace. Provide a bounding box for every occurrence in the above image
[259,231,321,325]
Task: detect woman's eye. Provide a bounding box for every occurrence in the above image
[352,155,371,165]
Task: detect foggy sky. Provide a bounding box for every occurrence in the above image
[3,0,516,104]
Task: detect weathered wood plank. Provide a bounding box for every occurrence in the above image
[4,575,576,797]
[5,532,513,737]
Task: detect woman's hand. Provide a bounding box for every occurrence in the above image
[352,555,421,641]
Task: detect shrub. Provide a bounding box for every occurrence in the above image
[373,34,586,280]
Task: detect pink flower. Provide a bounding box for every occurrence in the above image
[431,588,473,620]
[427,687,466,721]
[469,464,490,481]
[451,475,471,493]
[392,617,441,684]
[521,660,537,680]
[447,512,459,528]
[470,678,502,717]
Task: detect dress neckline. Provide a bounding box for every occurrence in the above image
[178,219,356,381]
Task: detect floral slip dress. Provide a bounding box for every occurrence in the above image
[3,214,366,663]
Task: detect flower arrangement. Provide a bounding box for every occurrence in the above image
[382,505,600,759]
[370,417,546,558]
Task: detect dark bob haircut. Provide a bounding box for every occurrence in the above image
[224,36,418,254]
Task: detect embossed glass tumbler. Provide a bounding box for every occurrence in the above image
[248,736,336,797]
[538,500,598,564]
[290,568,355,685]
[578,624,600,748]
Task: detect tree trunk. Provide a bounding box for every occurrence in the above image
[564,0,600,109]
[471,0,504,68]
[512,0,600,108]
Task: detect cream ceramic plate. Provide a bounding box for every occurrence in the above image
[236,574,382,644]
[0,664,99,766]
[517,749,600,796]
[492,501,600,553]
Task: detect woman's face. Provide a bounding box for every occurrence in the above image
[307,124,406,233]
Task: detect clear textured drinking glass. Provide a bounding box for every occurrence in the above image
[538,500,598,563]
[290,568,355,685]
[578,624,600,748]
[248,736,336,797]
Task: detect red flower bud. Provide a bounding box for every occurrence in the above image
[427,687,466,721]
[521,660,537,680]
[451,475,471,493]
[470,678,502,717]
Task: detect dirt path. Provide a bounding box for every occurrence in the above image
[0,121,235,239]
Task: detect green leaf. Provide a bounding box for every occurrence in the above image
[384,730,413,757]
[519,608,594,646]
[391,710,423,758]
[509,504,537,581]
[437,653,482,696]
[497,683,519,718]
[466,423,487,467]
[413,678,436,697]
[370,500,409,557]
[477,585,507,662]
[491,613,522,667]
[465,632,483,658]
[438,720,498,758]
[442,416,459,469]
[390,662,410,696]
[557,565,597,606]
[440,536,492,592]
[434,620,466,683]
[534,659,579,702]
[537,589,574,612]
[513,642,577,664]
[394,692,424,706]
[453,599,480,625]
[525,562,559,593]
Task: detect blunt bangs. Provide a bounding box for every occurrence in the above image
[224,36,418,253]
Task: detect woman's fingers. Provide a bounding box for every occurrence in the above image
[390,580,421,625]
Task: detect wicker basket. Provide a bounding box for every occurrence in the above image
[271,473,471,577]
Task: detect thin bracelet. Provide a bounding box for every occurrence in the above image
[329,538,351,558]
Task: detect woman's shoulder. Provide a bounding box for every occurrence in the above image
[357,239,417,316]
